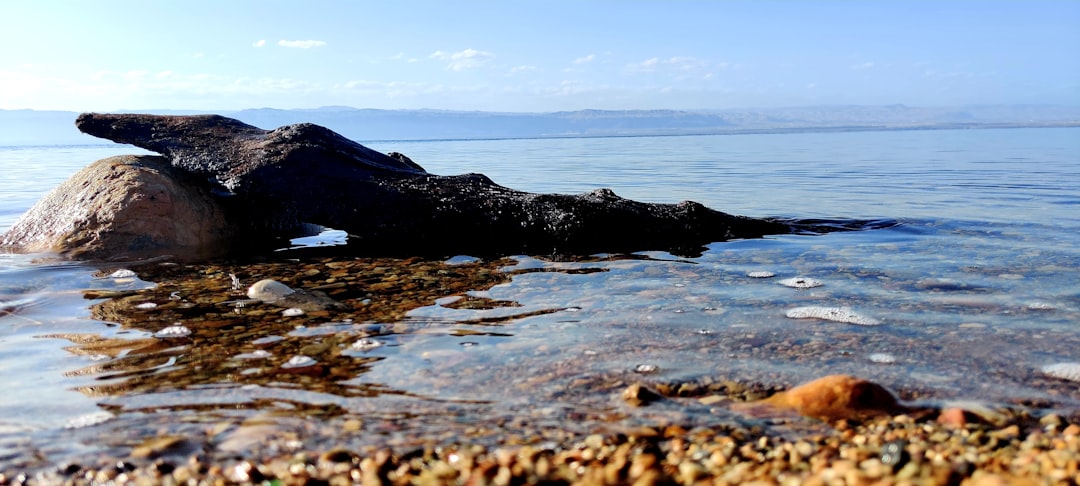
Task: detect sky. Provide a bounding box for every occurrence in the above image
[1,0,1078,112]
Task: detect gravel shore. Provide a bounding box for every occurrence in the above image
[4,256,1078,485]
[6,412,1079,485]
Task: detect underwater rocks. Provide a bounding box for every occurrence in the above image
[6,112,801,260]
[246,278,347,312]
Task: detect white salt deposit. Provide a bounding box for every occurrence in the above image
[634,364,659,374]
[1041,362,1080,382]
[154,324,192,338]
[747,271,775,278]
[281,307,305,317]
[786,306,881,325]
[351,338,384,350]
[247,279,295,303]
[779,277,823,289]
[282,355,317,369]
[108,269,137,279]
[134,302,158,310]
[869,353,897,364]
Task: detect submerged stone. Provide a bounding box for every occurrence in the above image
[779,277,823,289]
[786,306,880,326]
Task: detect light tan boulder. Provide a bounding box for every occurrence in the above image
[0,155,236,260]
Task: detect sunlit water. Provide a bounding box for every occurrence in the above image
[1,128,1078,467]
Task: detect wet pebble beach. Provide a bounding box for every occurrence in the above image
[2,251,1078,485]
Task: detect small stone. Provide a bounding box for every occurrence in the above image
[868,353,897,364]
[281,307,305,317]
[281,355,317,369]
[633,364,659,374]
[779,277,823,288]
[734,374,907,422]
[247,279,295,303]
[880,440,909,470]
[622,383,662,407]
[786,306,880,325]
[134,302,158,310]
[154,324,192,338]
[108,269,137,278]
[351,338,383,351]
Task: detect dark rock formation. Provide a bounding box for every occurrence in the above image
[7,113,803,260]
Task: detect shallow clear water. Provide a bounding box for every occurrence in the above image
[1,127,1078,467]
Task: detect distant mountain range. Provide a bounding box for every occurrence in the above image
[2,104,1078,146]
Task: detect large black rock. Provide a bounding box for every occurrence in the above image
[74,113,796,257]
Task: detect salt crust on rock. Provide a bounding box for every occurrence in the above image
[786,306,880,325]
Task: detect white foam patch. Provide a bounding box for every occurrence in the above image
[786,306,881,325]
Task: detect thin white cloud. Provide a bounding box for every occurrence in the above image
[279,39,327,49]
[626,56,712,74]
[507,65,538,75]
[430,48,495,71]
[574,54,596,64]
[627,57,662,73]
[253,39,266,48]
[851,62,875,70]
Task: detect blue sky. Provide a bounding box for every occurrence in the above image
[2,0,1077,112]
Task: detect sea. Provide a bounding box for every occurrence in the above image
[1,127,1078,469]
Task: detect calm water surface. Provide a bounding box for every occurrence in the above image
[1,127,1078,467]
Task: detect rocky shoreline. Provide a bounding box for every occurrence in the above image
[3,254,1078,485]
[8,409,1079,484]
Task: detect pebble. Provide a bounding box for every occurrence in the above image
[281,307,305,317]
[134,302,158,309]
[633,364,659,374]
[868,353,897,364]
[281,355,318,369]
[786,306,881,325]
[734,374,907,421]
[351,338,383,350]
[108,269,137,279]
[247,279,295,303]
[778,277,823,288]
[154,324,192,338]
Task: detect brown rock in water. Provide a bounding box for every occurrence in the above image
[0,155,238,260]
[734,375,908,422]
[622,383,663,407]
